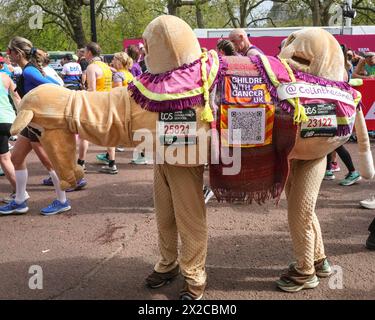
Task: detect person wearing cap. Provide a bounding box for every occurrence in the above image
[229,28,264,57]
[353,52,375,79]
[61,53,82,90]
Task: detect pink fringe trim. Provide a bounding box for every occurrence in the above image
[129,55,228,112]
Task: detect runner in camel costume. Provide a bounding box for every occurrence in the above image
[9,16,374,296]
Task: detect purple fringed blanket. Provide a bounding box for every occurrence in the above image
[128,50,227,112]
[250,55,359,137]
[209,55,297,204]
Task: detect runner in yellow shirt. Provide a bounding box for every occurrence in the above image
[77,42,113,175]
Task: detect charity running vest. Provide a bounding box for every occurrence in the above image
[0,77,15,124]
[365,63,375,76]
[93,61,112,91]
[118,69,134,87]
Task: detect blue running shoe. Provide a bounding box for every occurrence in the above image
[41,199,71,216]
[130,153,148,165]
[42,176,53,186]
[339,171,361,186]
[0,200,29,215]
[66,178,87,192]
[96,153,109,164]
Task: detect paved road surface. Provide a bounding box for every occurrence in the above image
[0,142,374,300]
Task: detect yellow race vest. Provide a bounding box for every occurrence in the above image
[93,61,112,92]
[117,69,134,87]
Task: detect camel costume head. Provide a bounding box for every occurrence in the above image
[143,15,202,74]
[280,28,345,80]
[10,21,374,191]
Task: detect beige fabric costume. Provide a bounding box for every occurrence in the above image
[10,21,374,290]
[142,16,208,287]
[285,157,327,275]
[280,29,374,276]
[153,164,207,285]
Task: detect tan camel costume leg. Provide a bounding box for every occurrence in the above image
[285,157,326,275]
[153,164,207,286]
[39,129,84,190]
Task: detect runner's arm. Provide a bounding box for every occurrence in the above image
[1,73,21,108]
[112,72,123,88]
[8,77,21,107]
[86,64,96,92]
[25,67,59,86]
[353,59,369,79]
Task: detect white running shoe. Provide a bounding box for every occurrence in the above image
[203,186,215,204]
[2,191,30,204]
[99,164,118,174]
[360,195,375,209]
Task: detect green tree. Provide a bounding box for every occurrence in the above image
[0,0,374,53]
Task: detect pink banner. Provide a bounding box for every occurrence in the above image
[124,35,375,57]
[356,79,375,131]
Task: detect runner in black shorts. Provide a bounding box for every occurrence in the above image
[0,124,12,152]
[20,126,41,142]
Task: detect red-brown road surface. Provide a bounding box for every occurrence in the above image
[0,142,374,300]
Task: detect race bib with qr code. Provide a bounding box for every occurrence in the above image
[301,103,337,138]
[158,109,197,145]
[220,105,275,147]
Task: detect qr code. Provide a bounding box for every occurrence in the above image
[228,108,265,145]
